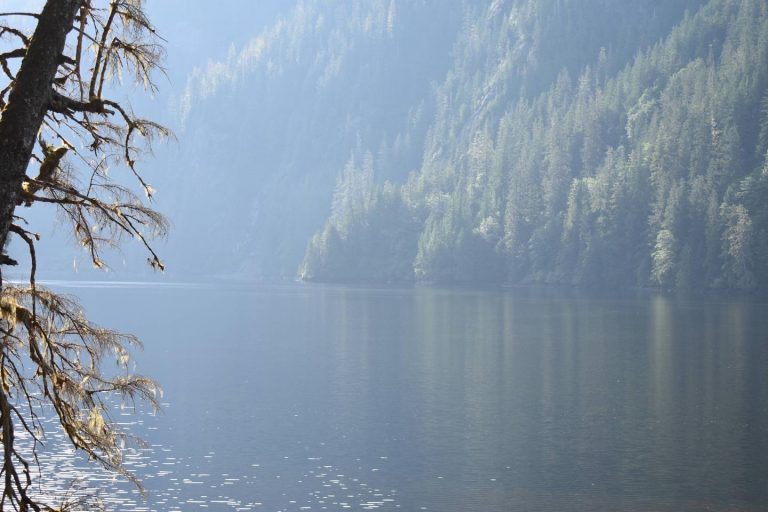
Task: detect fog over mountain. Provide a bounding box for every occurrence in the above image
[154,0,464,280]
[11,0,768,292]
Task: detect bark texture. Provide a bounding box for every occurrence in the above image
[0,0,82,283]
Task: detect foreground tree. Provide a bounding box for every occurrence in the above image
[0,1,167,509]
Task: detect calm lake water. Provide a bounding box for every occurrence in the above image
[28,283,768,511]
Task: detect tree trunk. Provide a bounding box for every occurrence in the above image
[0,0,82,285]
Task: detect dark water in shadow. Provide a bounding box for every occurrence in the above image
[26,283,768,511]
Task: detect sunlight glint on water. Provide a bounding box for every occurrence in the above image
[18,283,768,512]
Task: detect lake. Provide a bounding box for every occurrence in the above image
[27,283,768,511]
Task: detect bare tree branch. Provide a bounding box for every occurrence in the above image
[0,0,169,508]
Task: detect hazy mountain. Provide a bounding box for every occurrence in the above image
[302,0,768,291]
[153,0,465,280]
[12,0,768,292]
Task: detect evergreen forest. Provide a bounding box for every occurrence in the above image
[297,0,768,290]
[173,0,768,290]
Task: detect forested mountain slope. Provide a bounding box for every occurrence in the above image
[301,0,768,290]
[157,0,464,279]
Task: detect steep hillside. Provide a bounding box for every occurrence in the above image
[302,0,768,291]
[156,0,465,279]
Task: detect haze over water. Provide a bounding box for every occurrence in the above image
[29,283,768,512]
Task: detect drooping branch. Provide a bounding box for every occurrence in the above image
[1,285,161,500]
[0,380,41,512]
[8,224,38,293]
[45,89,171,197]
[0,25,31,46]
[0,0,170,509]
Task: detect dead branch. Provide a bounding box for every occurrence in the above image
[0,0,169,509]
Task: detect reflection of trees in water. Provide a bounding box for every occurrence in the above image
[390,289,767,510]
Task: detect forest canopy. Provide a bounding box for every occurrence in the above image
[300,0,768,290]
